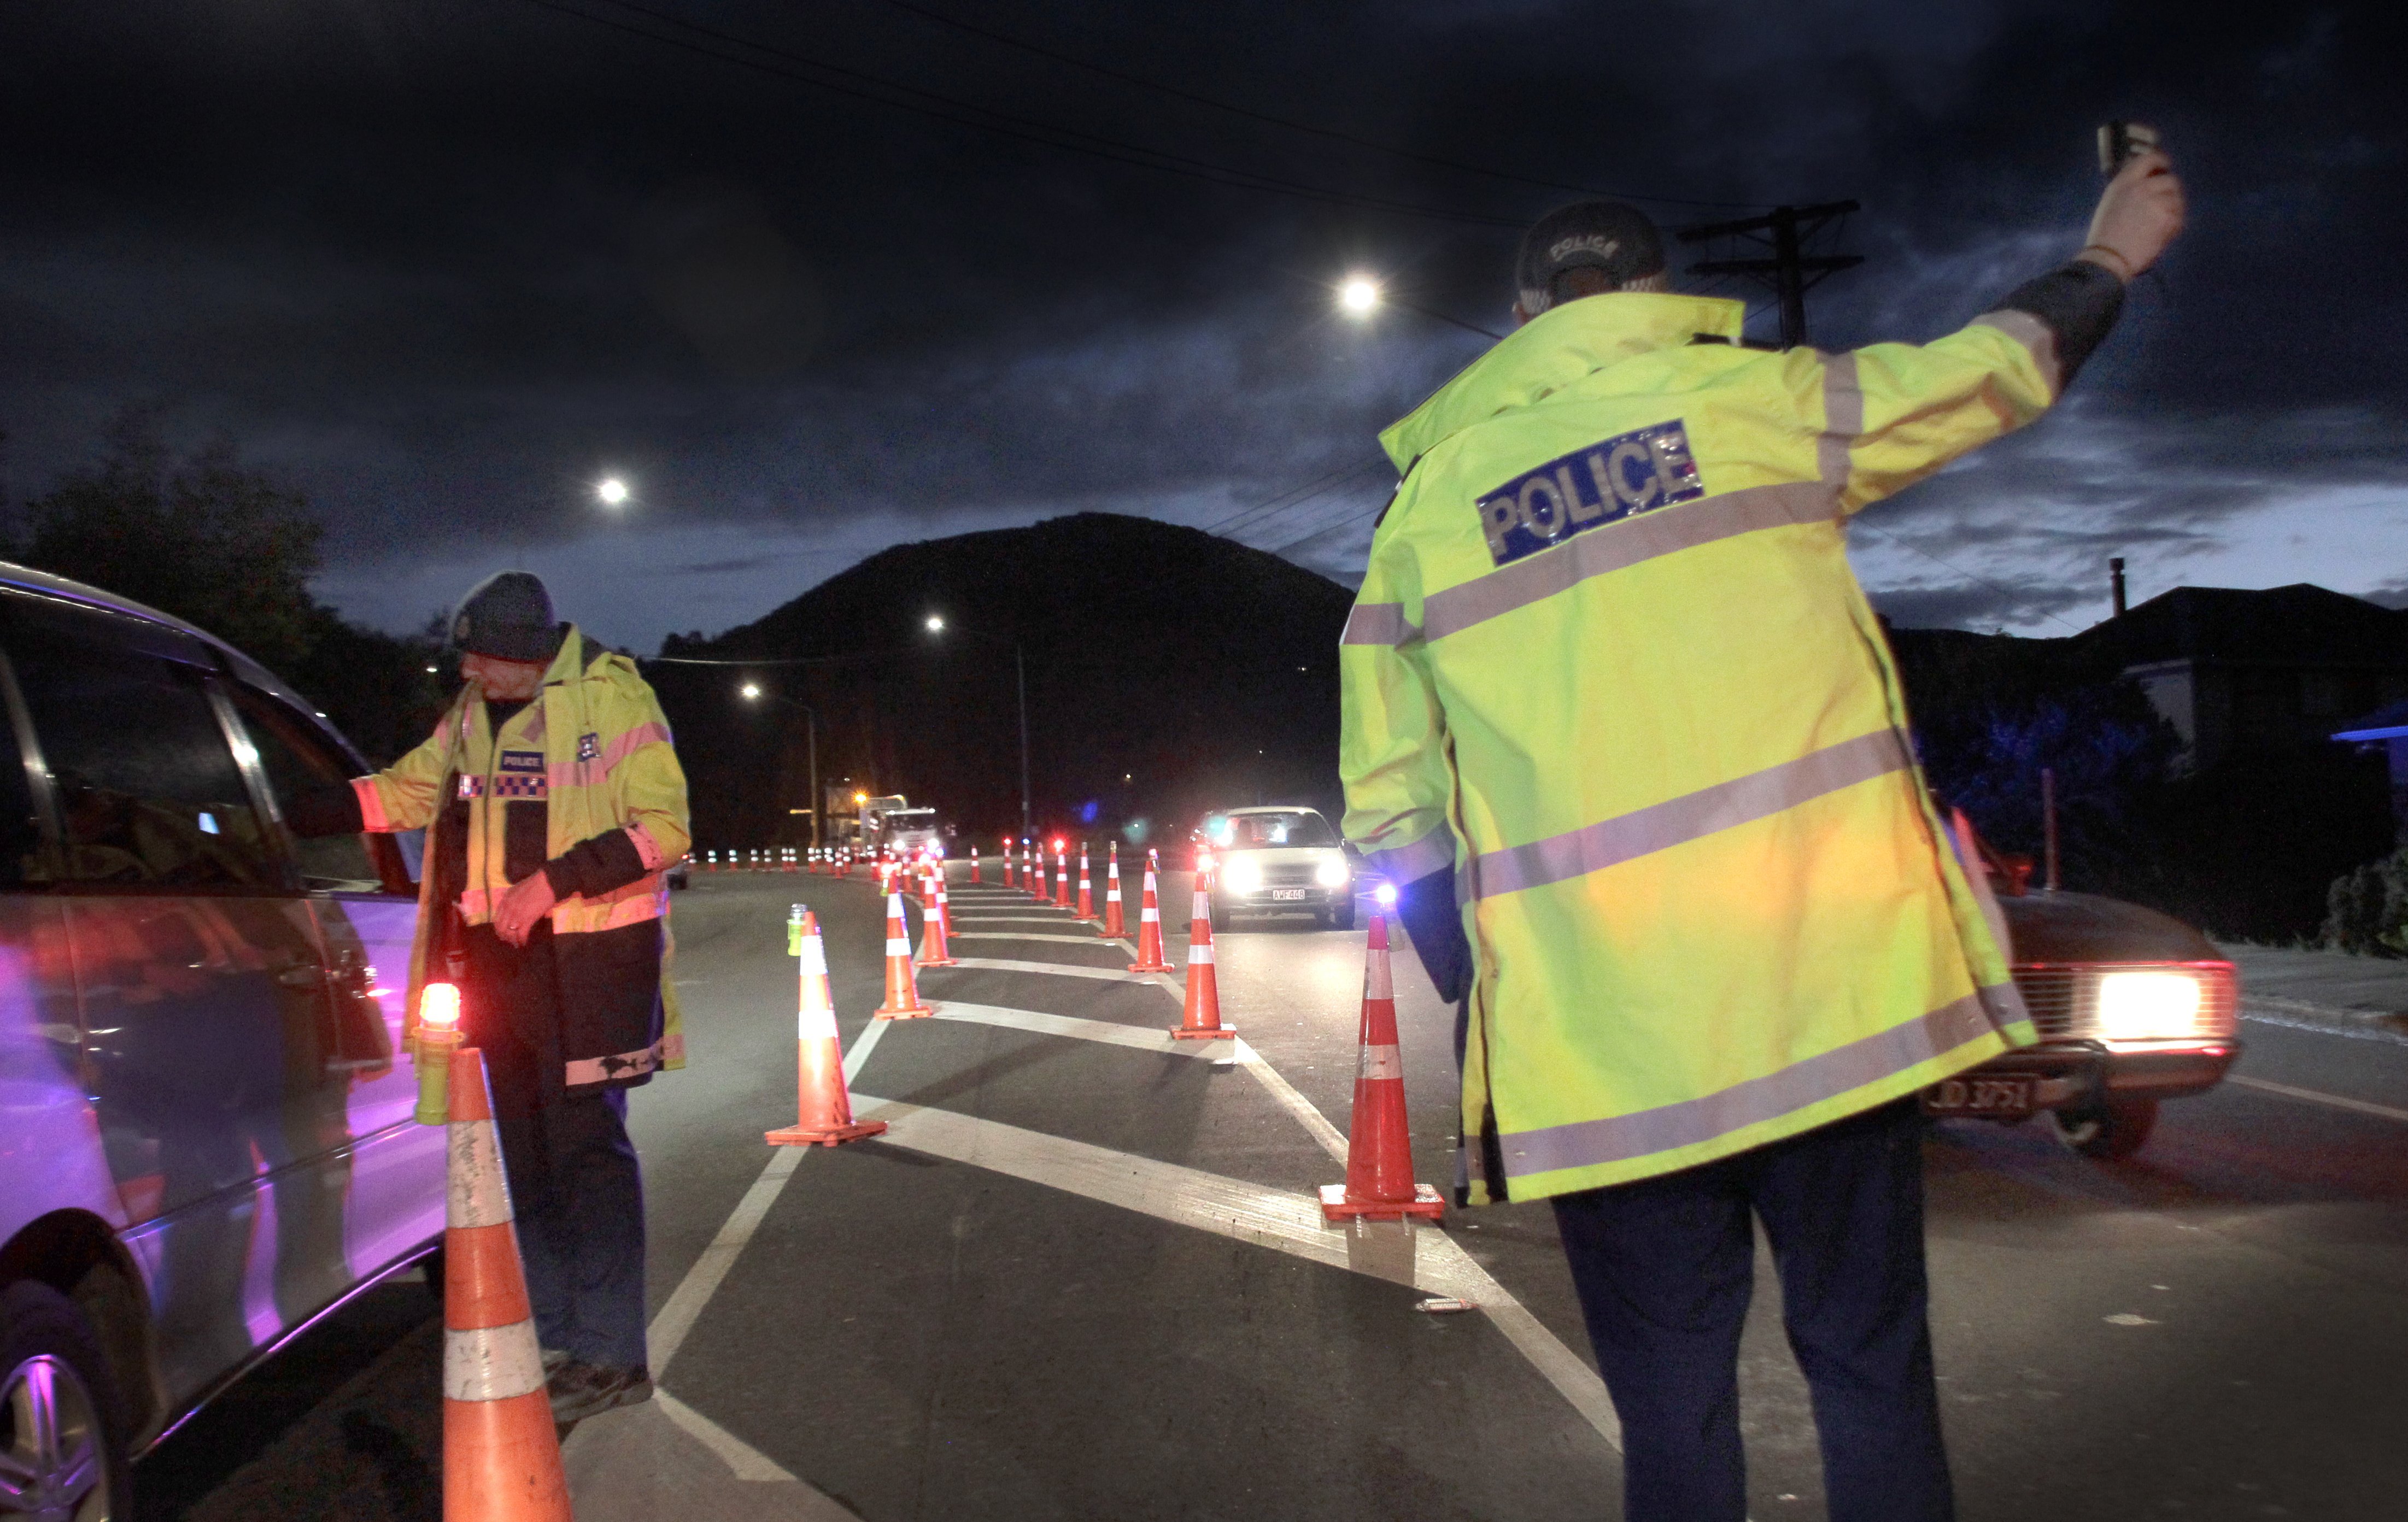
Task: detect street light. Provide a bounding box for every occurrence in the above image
[739,683,821,849]
[1338,275,1381,315]
[924,616,1030,837]
[1332,273,1503,340]
[597,476,630,507]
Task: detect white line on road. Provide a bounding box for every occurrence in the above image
[928,1001,1211,1056]
[849,1094,1620,1453]
[951,932,1118,946]
[2228,1073,2408,1123]
[924,956,1163,984]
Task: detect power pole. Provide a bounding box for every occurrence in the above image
[1677,201,1864,349]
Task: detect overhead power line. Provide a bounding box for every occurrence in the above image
[865,0,1765,211]
[511,0,1528,229]
[1202,457,1392,539]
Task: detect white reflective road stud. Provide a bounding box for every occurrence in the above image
[1358,1043,1404,1081]
[444,1319,547,1401]
[446,1120,513,1229]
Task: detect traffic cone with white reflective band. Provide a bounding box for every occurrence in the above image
[874,892,934,1018]
[1171,879,1234,1040]
[442,1044,573,1522]
[767,908,887,1147]
[1098,844,1126,939]
[1053,843,1071,908]
[970,851,981,885]
[1076,844,1095,921]
[1001,838,1013,888]
[1029,842,1046,901]
[1321,913,1443,1221]
[1128,860,1174,972]
[918,875,958,967]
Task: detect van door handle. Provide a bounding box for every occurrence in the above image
[276,962,326,989]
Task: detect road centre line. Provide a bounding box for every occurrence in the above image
[2227,1072,2408,1123]
[849,1094,1621,1453]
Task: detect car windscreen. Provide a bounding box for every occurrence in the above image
[1220,812,1335,849]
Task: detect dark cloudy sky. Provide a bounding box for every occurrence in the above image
[4,1,2401,652]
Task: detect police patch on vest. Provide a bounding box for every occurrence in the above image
[1476,421,1704,567]
[494,750,548,798]
[577,732,601,763]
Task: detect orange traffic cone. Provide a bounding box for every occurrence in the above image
[1128,858,1174,972]
[918,875,958,967]
[971,850,982,885]
[1320,914,1444,1221]
[767,908,888,1147]
[1001,838,1014,889]
[1076,843,1095,922]
[1027,842,1043,900]
[1053,842,1071,909]
[442,1045,574,1521]
[1098,843,1126,939]
[1171,877,1234,1040]
[874,891,934,1018]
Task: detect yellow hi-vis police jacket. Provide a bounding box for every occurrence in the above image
[1341,291,2052,1204]
[351,626,690,1074]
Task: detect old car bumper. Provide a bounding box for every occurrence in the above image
[1944,1037,2241,1110]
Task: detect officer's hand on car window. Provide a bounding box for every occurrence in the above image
[494,869,558,947]
[2079,149,2185,280]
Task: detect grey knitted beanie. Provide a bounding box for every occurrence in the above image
[449,571,561,662]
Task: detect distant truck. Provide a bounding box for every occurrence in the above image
[858,795,944,859]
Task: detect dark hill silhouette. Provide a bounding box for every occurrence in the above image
[649,512,1356,855]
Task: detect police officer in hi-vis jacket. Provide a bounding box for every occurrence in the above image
[1341,151,2184,1519]
[294,571,688,1422]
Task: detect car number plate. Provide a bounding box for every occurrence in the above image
[1920,1074,2036,1119]
[1271,889,1305,901]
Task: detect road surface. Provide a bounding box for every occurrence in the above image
[135,859,2408,1520]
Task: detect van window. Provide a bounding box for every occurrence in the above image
[11,636,276,889]
[229,687,383,891]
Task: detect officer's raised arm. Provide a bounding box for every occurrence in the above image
[1828,147,2187,512]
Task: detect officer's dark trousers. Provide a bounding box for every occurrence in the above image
[496,1091,649,1371]
[1549,1100,1952,1522]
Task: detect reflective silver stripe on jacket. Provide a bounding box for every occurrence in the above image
[1341,602,1417,647]
[1362,826,1456,888]
[1970,310,2063,399]
[1462,729,1912,903]
[1500,988,2001,1179]
[1419,480,1836,643]
[1818,350,1862,489]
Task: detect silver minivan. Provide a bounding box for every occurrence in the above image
[0,564,440,1517]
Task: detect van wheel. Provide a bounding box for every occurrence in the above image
[2050,1098,2159,1160]
[1326,900,1355,931]
[1,1279,133,1521]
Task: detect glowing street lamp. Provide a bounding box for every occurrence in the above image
[740,681,762,701]
[924,614,945,633]
[1337,275,1381,315]
[596,476,630,507]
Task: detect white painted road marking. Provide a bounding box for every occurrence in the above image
[2228,1073,2408,1123]
[850,1095,1621,1452]
[925,956,1163,984]
[951,932,1122,947]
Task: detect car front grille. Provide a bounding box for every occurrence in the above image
[2006,963,2239,1042]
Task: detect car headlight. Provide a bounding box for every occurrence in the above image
[2093,969,2204,1041]
[1223,858,1261,893]
[1315,855,1351,888]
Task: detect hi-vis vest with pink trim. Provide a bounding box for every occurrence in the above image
[354,626,690,1066]
[1340,292,2050,1204]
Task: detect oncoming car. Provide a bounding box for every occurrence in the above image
[1923,824,2240,1159]
[1198,806,1357,931]
[0,563,441,1516]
